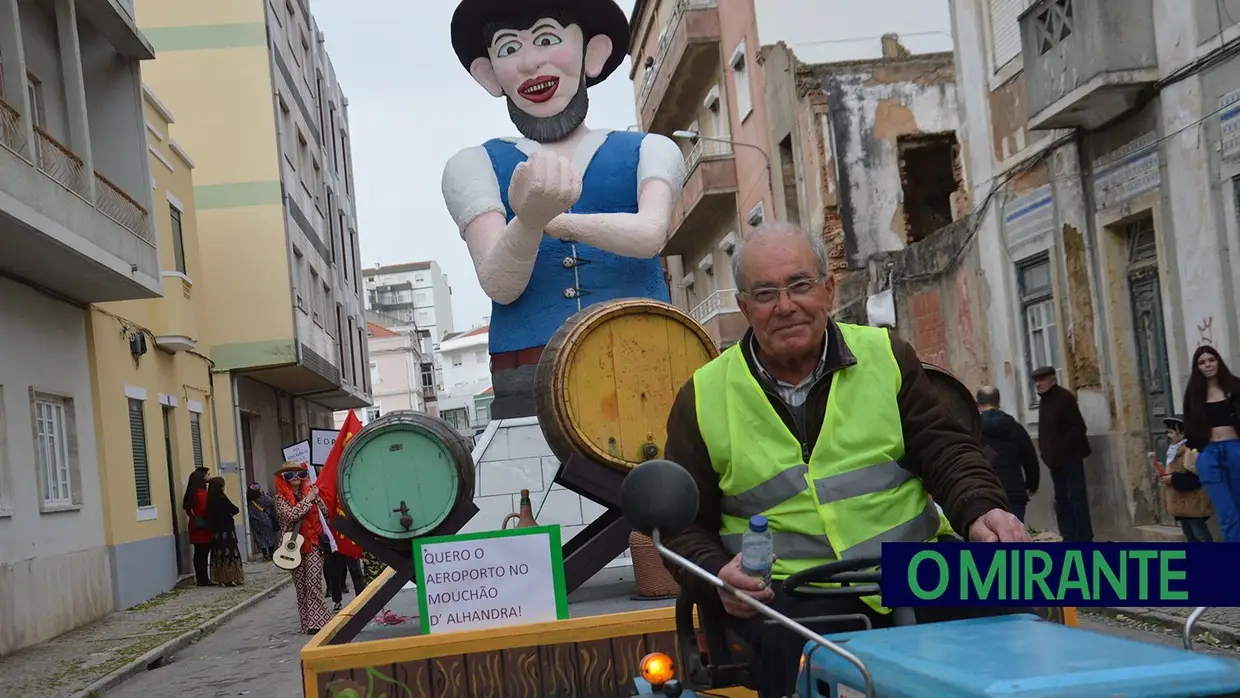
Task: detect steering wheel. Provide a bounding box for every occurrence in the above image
[782,556,884,599]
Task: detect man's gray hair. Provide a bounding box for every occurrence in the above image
[975,385,1001,407]
[730,221,830,291]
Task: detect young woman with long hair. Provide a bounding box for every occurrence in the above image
[273,461,333,634]
[182,467,211,586]
[206,477,246,586]
[1182,345,1240,541]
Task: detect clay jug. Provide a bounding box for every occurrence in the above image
[502,489,539,529]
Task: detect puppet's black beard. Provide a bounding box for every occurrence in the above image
[507,82,589,143]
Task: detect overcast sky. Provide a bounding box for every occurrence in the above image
[310,0,641,332]
[308,1,953,332]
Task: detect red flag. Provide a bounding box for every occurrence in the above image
[318,409,363,519]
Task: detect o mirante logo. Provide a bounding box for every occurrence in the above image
[880,543,1240,607]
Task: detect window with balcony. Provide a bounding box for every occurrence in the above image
[369,360,380,385]
[897,133,960,243]
[366,407,380,422]
[729,41,752,122]
[1017,254,1060,396]
[452,354,463,367]
[33,391,78,511]
[169,202,187,274]
[128,398,151,508]
[443,407,470,432]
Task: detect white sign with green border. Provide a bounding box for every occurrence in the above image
[413,525,568,635]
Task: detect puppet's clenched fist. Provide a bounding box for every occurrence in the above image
[509,151,582,229]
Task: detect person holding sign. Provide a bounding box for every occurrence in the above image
[273,461,333,634]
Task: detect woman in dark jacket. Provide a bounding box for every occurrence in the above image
[1182,345,1240,542]
[247,486,280,559]
[182,468,211,586]
[206,477,246,586]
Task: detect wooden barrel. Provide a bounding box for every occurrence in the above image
[337,410,475,545]
[535,298,719,472]
[923,363,981,439]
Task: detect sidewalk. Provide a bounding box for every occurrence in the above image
[1094,607,1240,648]
[0,561,290,698]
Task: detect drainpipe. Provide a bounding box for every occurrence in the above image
[230,372,253,561]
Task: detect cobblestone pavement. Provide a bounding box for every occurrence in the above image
[0,562,287,698]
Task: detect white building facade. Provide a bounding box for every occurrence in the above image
[0,0,157,656]
[949,0,1240,540]
[435,324,492,434]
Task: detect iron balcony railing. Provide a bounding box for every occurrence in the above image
[683,137,732,182]
[33,125,89,199]
[0,99,25,153]
[95,170,153,246]
[637,0,719,111]
[690,288,739,324]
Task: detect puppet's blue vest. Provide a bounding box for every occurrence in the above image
[483,131,671,355]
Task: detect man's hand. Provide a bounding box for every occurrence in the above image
[509,151,582,230]
[968,508,1031,542]
[717,553,775,618]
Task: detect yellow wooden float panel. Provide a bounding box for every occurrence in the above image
[563,311,716,465]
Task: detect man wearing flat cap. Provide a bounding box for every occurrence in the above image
[1032,365,1094,541]
[442,0,685,419]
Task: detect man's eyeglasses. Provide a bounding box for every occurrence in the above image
[282,470,309,482]
[741,277,824,306]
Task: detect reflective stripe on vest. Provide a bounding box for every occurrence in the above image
[694,323,956,612]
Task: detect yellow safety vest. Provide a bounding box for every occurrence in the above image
[693,323,956,612]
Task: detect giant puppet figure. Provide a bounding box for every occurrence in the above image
[443,0,685,419]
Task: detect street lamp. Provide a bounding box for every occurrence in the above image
[670,129,773,200]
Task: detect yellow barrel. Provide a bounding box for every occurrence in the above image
[535,298,719,472]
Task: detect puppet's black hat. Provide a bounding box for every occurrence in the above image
[451,0,630,88]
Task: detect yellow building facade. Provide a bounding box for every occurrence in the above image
[85,85,240,609]
[134,0,371,500]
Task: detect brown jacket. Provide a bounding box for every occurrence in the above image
[1164,446,1214,520]
[661,322,1010,589]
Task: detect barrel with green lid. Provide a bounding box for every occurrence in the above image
[337,410,476,547]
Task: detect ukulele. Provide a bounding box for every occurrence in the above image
[273,517,306,571]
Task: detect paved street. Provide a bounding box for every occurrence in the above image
[97,592,1240,698]
[104,586,307,698]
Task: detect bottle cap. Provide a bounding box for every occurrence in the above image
[749,515,768,532]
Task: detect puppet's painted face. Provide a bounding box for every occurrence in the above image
[488,19,585,119]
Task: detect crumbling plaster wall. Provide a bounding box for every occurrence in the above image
[814,55,963,268]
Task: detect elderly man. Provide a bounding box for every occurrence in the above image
[663,222,1030,698]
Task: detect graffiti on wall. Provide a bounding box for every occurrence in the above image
[1198,316,1215,347]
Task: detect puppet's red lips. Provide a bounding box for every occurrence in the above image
[518,76,560,103]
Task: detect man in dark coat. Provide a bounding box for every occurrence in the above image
[976,386,1040,523]
[1032,366,1094,541]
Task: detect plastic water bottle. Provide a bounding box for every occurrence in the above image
[741,515,774,585]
